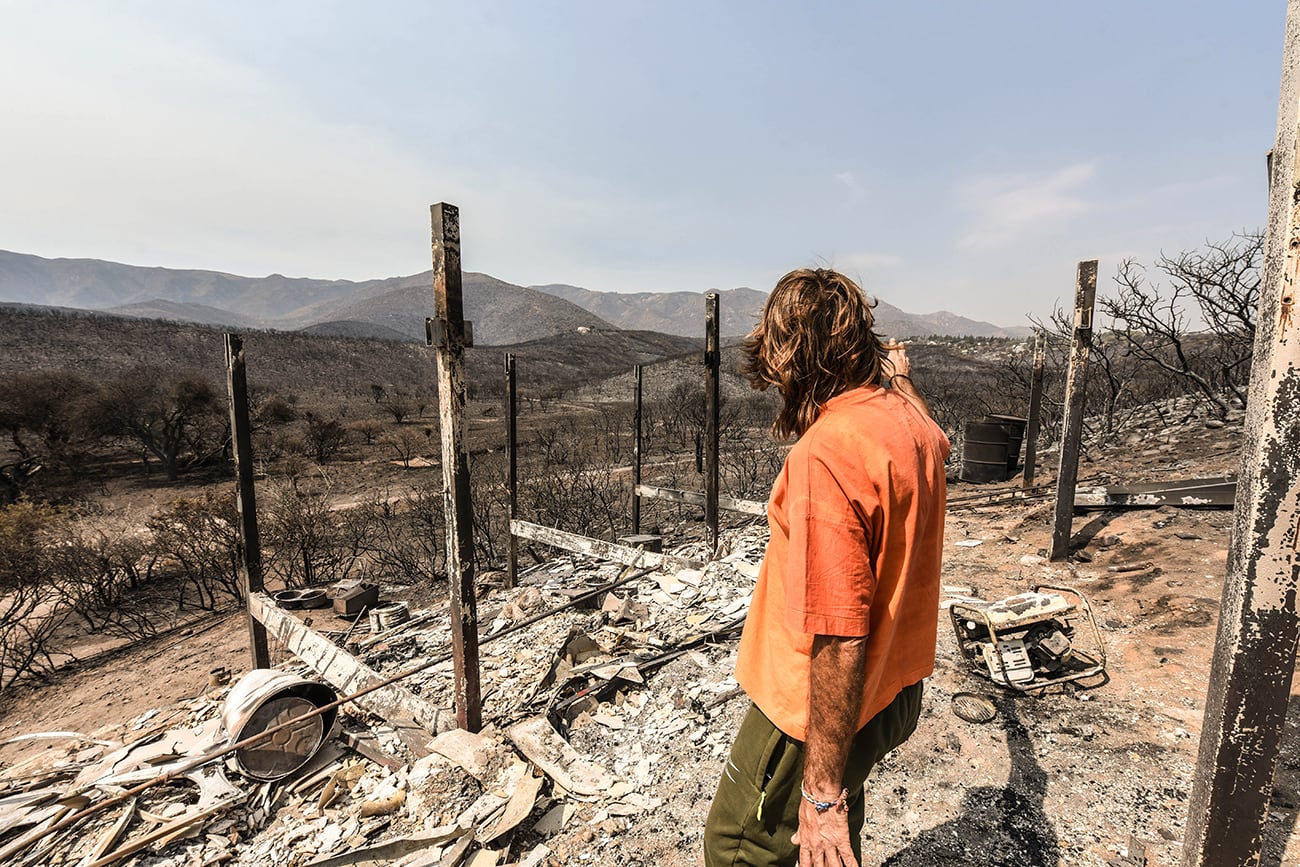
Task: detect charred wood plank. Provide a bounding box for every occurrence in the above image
[510,519,703,572]
[248,593,445,733]
[635,483,766,517]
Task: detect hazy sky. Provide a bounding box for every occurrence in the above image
[0,2,1286,325]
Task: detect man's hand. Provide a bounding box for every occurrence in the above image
[792,797,858,867]
[879,341,933,419]
[880,340,910,381]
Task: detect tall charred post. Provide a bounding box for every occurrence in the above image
[505,352,518,589]
[632,363,644,535]
[1049,261,1097,561]
[428,203,482,732]
[1184,4,1300,862]
[1022,329,1047,489]
[224,333,270,670]
[704,293,721,552]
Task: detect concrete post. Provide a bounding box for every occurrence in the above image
[1184,4,1300,862]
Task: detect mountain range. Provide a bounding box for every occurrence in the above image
[0,249,1028,344]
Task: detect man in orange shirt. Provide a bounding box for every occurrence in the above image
[703,268,949,867]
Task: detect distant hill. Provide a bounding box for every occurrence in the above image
[533,283,1028,339]
[104,298,262,329]
[0,251,612,346]
[0,249,360,321]
[530,285,770,338]
[324,273,612,344]
[0,249,1027,345]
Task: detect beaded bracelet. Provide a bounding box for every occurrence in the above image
[800,784,850,814]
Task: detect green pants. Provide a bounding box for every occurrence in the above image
[702,681,923,867]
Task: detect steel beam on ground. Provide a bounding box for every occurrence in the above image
[635,483,766,517]
[224,333,270,670]
[704,293,721,552]
[511,519,703,573]
[429,202,482,732]
[1049,261,1097,561]
[1184,5,1300,862]
[1022,329,1046,489]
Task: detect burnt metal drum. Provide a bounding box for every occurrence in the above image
[960,421,1012,483]
[221,670,337,780]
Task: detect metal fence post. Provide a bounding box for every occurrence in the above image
[632,363,643,535]
[1049,261,1097,561]
[505,352,518,589]
[1184,4,1300,861]
[224,333,270,670]
[1022,329,1047,489]
[428,202,482,732]
[704,293,721,552]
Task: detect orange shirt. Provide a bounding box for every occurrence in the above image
[734,384,949,741]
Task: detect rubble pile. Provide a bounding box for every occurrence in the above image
[0,523,766,867]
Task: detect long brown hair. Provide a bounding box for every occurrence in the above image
[742,268,886,440]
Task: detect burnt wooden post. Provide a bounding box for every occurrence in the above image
[505,352,518,589]
[632,363,644,534]
[1049,260,1097,561]
[224,333,270,670]
[1185,5,1300,862]
[704,292,721,552]
[428,203,482,732]
[1022,329,1047,489]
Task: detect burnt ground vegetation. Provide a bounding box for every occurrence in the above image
[0,235,1265,739]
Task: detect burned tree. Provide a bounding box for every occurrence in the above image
[100,368,224,480]
[1103,231,1262,417]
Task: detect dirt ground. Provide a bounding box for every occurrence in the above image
[3,398,1298,866]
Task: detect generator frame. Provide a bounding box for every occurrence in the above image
[949,584,1107,692]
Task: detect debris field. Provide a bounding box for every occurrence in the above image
[2,395,1298,866]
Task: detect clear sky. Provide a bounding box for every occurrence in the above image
[0,1,1286,325]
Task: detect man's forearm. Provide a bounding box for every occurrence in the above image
[890,374,933,419]
[803,634,867,798]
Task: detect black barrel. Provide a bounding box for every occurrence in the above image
[961,421,1011,483]
[983,414,1029,474]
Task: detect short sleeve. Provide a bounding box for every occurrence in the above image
[783,436,878,637]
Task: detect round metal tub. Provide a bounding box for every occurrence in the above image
[221,670,337,780]
[961,421,1011,484]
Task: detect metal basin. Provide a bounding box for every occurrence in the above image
[221,670,337,780]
